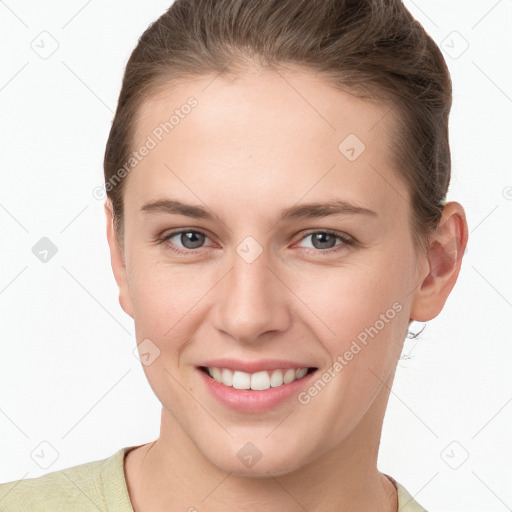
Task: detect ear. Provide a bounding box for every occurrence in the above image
[104,200,134,318]
[409,201,469,322]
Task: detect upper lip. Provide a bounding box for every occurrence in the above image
[199,358,317,373]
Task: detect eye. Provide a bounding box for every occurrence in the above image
[157,228,355,256]
[296,229,354,254]
[158,229,212,255]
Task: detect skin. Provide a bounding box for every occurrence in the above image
[105,64,468,512]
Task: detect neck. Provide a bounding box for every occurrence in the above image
[125,386,397,512]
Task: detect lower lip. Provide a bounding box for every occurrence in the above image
[198,368,317,413]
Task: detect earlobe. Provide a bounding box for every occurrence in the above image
[409,201,469,323]
[104,200,134,319]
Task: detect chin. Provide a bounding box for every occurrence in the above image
[215,455,303,478]
[199,436,314,478]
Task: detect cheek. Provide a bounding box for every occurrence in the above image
[291,254,411,358]
[128,261,185,339]
[299,263,400,316]
[128,265,198,402]
[127,257,218,348]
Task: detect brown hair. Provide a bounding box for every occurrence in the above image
[104,0,452,257]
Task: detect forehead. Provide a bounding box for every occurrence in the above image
[135,65,394,146]
[127,65,408,223]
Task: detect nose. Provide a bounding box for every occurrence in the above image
[212,247,291,344]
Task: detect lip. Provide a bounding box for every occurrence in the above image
[199,358,315,373]
[197,365,318,413]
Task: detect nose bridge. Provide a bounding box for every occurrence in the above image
[214,243,289,342]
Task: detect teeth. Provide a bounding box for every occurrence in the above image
[283,369,296,384]
[270,369,284,387]
[221,368,233,386]
[295,368,308,379]
[205,367,310,390]
[211,367,222,383]
[232,370,251,389]
[250,371,271,391]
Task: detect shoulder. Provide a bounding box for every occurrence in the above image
[0,447,134,512]
[389,474,429,512]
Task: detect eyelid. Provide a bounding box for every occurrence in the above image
[159,228,353,244]
[159,228,215,250]
[158,227,355,255]
[297,228,354,243]
[293,228,355,253]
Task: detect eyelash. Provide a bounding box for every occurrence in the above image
[156,228,355,256]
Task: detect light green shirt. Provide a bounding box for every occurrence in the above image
[0,446,428,511]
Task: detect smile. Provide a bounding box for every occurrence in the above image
[200,366,316,390]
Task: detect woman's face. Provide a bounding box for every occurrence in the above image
[109,66,429,475]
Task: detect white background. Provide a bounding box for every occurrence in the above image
[0,1,511,510]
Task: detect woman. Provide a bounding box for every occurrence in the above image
[0,0,468,510]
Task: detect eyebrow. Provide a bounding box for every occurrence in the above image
[141,198,378,221]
